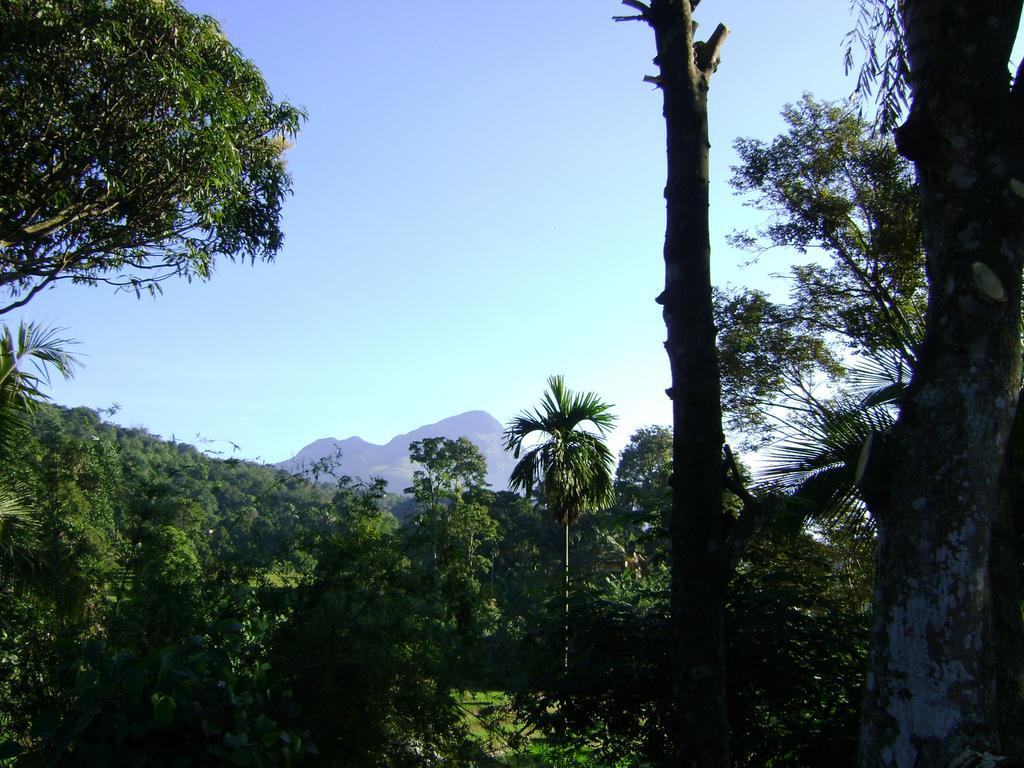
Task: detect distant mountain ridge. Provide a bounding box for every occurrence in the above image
[276,410,516,493]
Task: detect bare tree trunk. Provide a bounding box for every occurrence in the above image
[658,11,732,768]
[856,2,1024,765]
[623,2,731,766]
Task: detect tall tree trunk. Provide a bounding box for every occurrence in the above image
[856,2,1024,765]
[564,518,569,670]
[625,2,731,765]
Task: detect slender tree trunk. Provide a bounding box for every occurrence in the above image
[856,2,1024,765]
[630,2,731,766]
[564,519,569,671]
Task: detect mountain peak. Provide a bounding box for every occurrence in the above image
[441,410,503,430]
[277,410,515,492]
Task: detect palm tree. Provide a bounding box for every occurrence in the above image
[504,375,615,668]
[758,349,909,542]
[0,322,77,579]
[0,322,77,443]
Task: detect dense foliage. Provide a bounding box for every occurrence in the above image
[508,428,870,768]
[0,0,304,313]
[0,407,873,767]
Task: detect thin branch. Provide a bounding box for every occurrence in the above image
[0,269,63,315]
[722,445,757,510]
[722,445,767,568]
[614,0,650,20]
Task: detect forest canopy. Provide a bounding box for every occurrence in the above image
[0,0,304,314]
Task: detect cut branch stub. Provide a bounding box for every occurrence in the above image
[972,262,1008,303]
[854,431,875,488]
[696,23,729,75]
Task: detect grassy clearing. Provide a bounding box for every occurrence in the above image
[460,696,626,765]
[459,691,602,767]
[458,690,545,765]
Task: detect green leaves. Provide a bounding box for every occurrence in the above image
[513,535,869,768]
[407,436,489,502]
[149,692,176,729]
[721,96,923,473]
[504,376,616,526]
[0,740,24,760]
[759,380,900,541]
[28,627,314,767]
[729,96,923,369]
[843,0,908,132]
[0,323,77,444]
[0,0,306,313]
[0,322,77,580]
[715,287,842,447]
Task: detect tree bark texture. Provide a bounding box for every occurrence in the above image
[642,2,731,766]
[857,2,1024,765]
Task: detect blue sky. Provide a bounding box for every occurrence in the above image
[12,1,880,465]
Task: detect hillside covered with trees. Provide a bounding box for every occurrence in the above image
[0,404,871,766]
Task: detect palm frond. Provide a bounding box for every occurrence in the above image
[0,323,78,394]
[503,413,549,457]
[565,384,616,436]
[0,322,78,456]
[0,484,41,575]
[508,445,544,498]
[504,376,616,524]
[759,391,894,539]
[845,347,911,399]
[529,375,617,436]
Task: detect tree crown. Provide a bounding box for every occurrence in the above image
[0,0,305,313]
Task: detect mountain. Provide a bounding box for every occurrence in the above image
[276,410,517,493]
